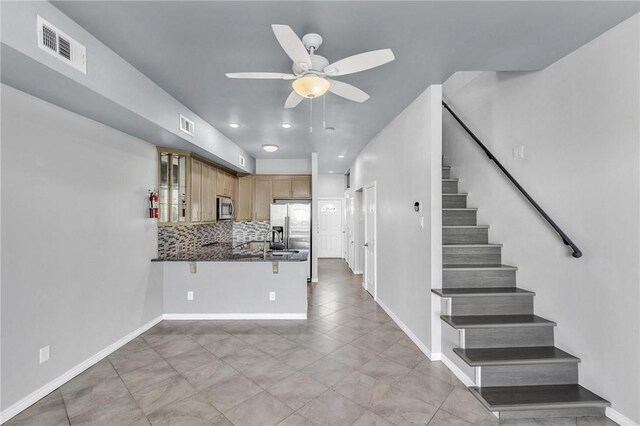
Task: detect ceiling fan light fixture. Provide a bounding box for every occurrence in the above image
[282,123,292,129]
[292,75,330,98]
[262,144,279,153]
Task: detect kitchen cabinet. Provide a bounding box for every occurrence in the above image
[202,163,218,222]
[253,177,272,220]
[272,177,292,199]
[190,158,202,222]
[217,170,237,198]
[291,176,311,198]
[236,177,253,220]
[270,176,311,199]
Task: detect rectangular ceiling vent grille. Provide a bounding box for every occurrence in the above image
[37,16,86,74]
[179,115,195,137]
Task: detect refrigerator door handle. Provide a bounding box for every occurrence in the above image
[285,216,290,250]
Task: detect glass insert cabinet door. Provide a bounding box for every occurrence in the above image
[158,152,187,223]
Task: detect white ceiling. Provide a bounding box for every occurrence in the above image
[52,1,639,173]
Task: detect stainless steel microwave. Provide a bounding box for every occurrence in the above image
[217,197,234,220]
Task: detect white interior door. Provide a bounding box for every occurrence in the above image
[364,184,376,297]
[318,199,343,258]
[347,195,355,269]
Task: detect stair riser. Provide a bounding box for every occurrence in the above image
[450,295,533,316]
[443,228,488,244]
[443,195,466,208]
[499,407,606,420]
[443,210,476,226]
[443,246,501,265]
[443,180,458,193]
[442,168,451,179]
[443,269,516,288]
[465,326,555,348]
[481,363,578,387]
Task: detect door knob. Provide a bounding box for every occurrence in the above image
[364,243,369,247]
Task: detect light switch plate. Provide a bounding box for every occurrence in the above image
[269,291,276,301]
[39,345,50,364]
[512,145,524,160]
[187,291,194,301]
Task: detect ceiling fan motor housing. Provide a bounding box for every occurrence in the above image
[293,53,329,75]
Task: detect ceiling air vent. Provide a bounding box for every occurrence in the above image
[179,115,195,137]
[37,16,86,74]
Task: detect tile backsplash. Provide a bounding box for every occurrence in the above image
[157,221,270,258]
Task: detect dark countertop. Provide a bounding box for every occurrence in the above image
[152,243,308,262]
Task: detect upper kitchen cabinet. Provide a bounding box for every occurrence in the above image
[271,176,311,199]
[236,177,253,220]
[158,148,237,225]
[217,169,236,198]
[291,176,311,198]
[253,177,272,220]
[159,151,188,224]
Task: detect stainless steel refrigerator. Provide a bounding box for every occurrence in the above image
[270,201,311,280]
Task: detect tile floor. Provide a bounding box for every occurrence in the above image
[7,259,617,426]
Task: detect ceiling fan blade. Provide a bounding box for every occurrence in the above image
[272,25,312,69]
[226,72,297,80]
[324,48,395,77]
[328,80,370,103]
[285,91,304,109]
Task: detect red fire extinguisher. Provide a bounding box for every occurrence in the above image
[148,190,159,219]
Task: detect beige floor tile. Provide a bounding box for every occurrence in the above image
[301,356,355,387]
[199,373,262,412]
[131,375,196,416]
[297,389,366,425]
[267,371,327,410]
[5,390,69,426]
[223,391,292,426]
[146,393,220,426]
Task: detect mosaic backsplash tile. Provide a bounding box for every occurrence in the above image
[157,221,271,258]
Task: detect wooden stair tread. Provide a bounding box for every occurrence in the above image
[432,287,533,297]
[441,314,556,329]
[442,178,459,182]
[443,225,489,228]
[453,346,579,366]
[443,264,517,270]
[443,244,502,248]
[469,384,609,411]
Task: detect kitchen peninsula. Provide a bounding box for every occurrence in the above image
[153,244,308,319]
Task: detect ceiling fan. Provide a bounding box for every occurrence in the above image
[226,25,395,109]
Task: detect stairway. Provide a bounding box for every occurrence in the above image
[433,165,610,420]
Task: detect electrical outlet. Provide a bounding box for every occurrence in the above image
[187,291,194,301]
[189,262,197,274]
[269,291,276,301]
[39,345,50,364]
[272,261,279,274]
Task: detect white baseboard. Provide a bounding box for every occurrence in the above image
[376,299,477,388]
[606,407,638,426]
[440,353,476,387]
[162,313,307,320]
[376,299,434,360]
[353,270,363,275]
[0,315,162,425]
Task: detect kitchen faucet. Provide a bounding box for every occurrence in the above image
[262,230,283,259]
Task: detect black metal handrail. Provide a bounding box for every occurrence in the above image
[442,100,582,258]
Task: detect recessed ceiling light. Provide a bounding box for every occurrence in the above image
[229,123,240,128]
[328,171,334,174]
[338,155,345,158]
[325,127,335,134]
[281,123,292,129]
[262,144,279,153]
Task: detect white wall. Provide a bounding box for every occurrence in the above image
[348,85,442,354]
[1,86,162,412]
[317,174,345,198]
[442,14,639,424]
[255,159,311,175]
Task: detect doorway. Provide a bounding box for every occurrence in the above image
[363,183,377,298]
[318,198,344,258]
